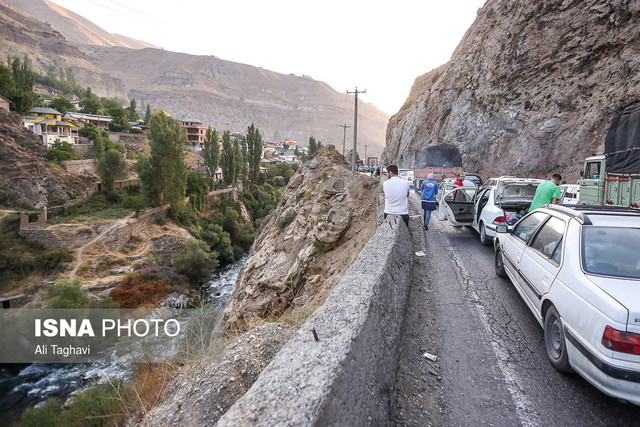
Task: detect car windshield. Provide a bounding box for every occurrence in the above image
[582,227,640,279]
[495,183,539,202]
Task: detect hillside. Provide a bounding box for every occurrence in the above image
[384,0,640,181]
[0,109,97,209]
[0,1,128,98]
[4,0,155,49]
[80,45,389,153]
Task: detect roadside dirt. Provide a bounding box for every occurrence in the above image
[392,207,446,426]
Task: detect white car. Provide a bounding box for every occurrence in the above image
[560,184,580,205]
[435,178,476,204]
[494,205,640,405]
[440,177,543,246]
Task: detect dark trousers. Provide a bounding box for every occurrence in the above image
[384,213,409,227]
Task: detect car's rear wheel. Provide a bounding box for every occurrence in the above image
[543,305,573,373]
[479,222,491,246]
[495,247,507,277]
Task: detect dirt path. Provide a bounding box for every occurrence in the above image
[68,216,132,279]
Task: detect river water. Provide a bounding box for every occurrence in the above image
[0,255,247,420]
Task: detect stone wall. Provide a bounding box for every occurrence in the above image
[218,214,413,426]
[72,143,97,158]
[108,132,147,144]
[204,187,238,210]
[18,227,66,249]
[61,159,97,174]
[108,205,168,251]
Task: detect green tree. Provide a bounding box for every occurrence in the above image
[8,56,35,112]
[199,222,234,264]
[145,103,152,125]
[136,113,187,209]
[172,239,219,287]
[47,139,81,161]
[186,171,210,212]
[317,140,324,150]
[203,127,220,179]
[106,102,132,132]
[232,137,243,182]
[246,123,263,182]
[97,149,128,189]
[221,130,233,185]
[308,136,318,156]
[129,98,138,121]
[80,88,102,114]
[49,96,75,114]
[0,63,16,100]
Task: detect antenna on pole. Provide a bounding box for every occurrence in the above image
[347,87,366,172]
[339,123,351,156]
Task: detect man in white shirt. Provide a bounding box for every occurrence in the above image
[383,164,411,227]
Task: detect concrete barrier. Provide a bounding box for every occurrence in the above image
[218,214,413,426]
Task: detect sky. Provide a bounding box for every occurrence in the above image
[48,0,487,115]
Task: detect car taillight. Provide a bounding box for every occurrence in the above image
[602,326,640,355]
[493,216,505,224]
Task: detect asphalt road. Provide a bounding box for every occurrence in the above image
[393,194,640,426]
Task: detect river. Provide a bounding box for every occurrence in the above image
[0,255,247,421]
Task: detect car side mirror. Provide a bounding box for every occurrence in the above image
[496,225,509,234]
[580,168,584,178]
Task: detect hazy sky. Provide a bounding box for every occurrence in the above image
[49,0,486,115]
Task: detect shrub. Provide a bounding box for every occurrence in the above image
[135,266,188,287]
[110,275,172,308]
[172,239,219,287]
[105,190,125,204]
[0,190,18,207]
[38,248,73,270]
[46,278,90,308]
[276,207,297,229]
[123,195,146,215]
[46,139,81,162]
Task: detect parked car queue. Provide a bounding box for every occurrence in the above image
[422,174,640,406]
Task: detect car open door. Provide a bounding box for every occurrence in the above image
[438,185,477,226]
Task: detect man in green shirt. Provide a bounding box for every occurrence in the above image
[529,174,562,211]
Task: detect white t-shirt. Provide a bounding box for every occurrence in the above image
[383,176,411,215]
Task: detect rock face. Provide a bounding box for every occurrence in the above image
[384,0,640,181]
[0,1,128,99]
[0,109,97,208]
[223,146,379,334]
[142,323,295,426]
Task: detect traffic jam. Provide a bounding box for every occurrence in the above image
[402,146,640,405]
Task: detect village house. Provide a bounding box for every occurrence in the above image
[22,107,79,146]
[0,95,10,112]
[63,112,112,129]
[179,117,207,149]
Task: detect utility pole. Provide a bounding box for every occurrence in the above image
[347,87,366,172]
[364,144,368,165]
[339,123,351,156]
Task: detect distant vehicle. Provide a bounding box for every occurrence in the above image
[494,205,640,405]
[463,173,483,187]
[439,177,543,245]
[560,184,580,205]
[398,169,414,183]
[382,166,387,176]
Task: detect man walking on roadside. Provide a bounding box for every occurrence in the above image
[529,173,562,211]
[383,164,411,227]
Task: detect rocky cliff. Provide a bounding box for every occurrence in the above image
[223,146,379,334]
[0,109,97,209]
[0,1,128,99]
[384,0,640,181]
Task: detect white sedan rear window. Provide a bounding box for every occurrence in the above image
[582,227,640,279]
